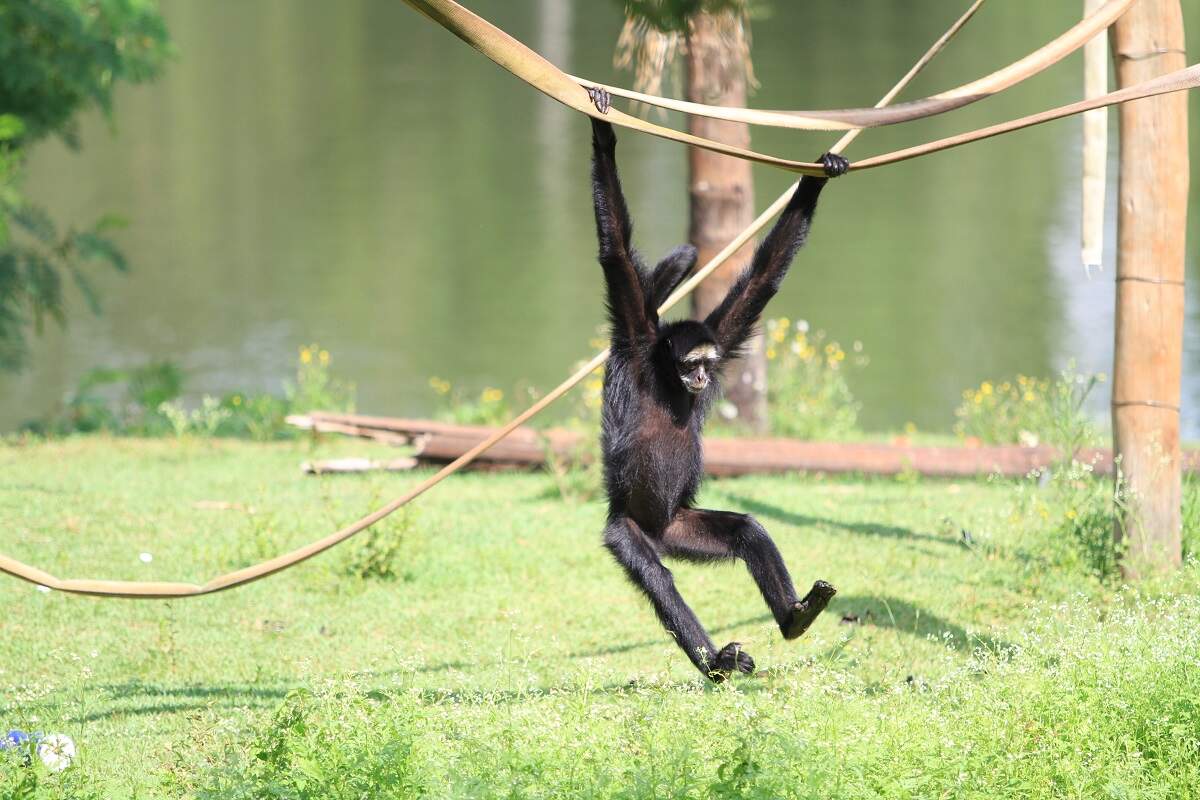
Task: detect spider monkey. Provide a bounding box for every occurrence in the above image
[587,88,846,681]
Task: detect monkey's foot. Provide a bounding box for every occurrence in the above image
[707,642,755,683]
[818,152,850,178]
[587,86,612,114]
[782,580,838,640]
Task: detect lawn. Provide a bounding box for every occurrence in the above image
[2,436,1199,798]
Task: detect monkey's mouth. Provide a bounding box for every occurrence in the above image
[681,374,709,394]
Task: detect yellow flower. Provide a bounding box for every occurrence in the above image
[1024,392,1035,403]
[771,328,786,344]
[428,377,451,395]
[766,347,777,360]
[1066,509,1077,520]
[981,381,993,396]
[319,350,330,366]
[482,387,504,404]
[300,348,312,365]
[232,395,242,407]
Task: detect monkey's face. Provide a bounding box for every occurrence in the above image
[677,343,719,394]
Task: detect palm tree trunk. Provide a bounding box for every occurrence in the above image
[685,13,765,431]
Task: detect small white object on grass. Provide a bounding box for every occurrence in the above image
[35,585,50,593]
[37,733,76,772]
[139,552,153,564]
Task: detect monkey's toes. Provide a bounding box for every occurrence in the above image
[818,152,850,178]
[587,86,612,114]
[708,642,755,683]
[783,580,838,640]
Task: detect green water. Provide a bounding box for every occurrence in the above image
[2,0,1198,434]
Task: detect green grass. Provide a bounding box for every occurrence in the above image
[2,436,1198,798]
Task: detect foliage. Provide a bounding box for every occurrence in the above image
[342,508,419,582]
[284,344,356,416]
[30,344,354,439]
[1183,472,1200,561]
[0,0,172,371]
[1009,457,1131,583]
[618,0,749,32]
[29,359,182,435]
[158,396,231,438]
[195,595,1200,798]
[954,365,1105,449]
[761,317,865,440]
[427,376,511,427]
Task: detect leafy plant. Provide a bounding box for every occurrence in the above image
[0,0,172,371]
[30,359,183,434]
[342,508,419,582]
[285,344,356,415]
[158,396,230,439]
[954,364,1104,450]
[427,376,511,427]
[762,317,865,440]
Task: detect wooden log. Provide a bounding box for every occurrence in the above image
[301,457,418,475]
[1110,0,1188,577]
[285,415,410,446]
[298,412,1200,477]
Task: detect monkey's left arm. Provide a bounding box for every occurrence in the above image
[705,154,848,356]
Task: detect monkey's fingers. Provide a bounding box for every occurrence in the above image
[587,86,611,114]
[783,580,838,640]
[708,642,756,683]
[818,153,850,178]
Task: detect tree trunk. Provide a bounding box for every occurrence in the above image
[1109,0,1188,577]
[685,14,765,431]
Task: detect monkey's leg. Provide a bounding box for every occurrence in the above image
[662,509,837,641]
[603,517,753,681]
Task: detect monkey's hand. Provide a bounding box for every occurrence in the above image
[707,642,755,683]
[587,86,612,114]
[818,152,851,178]
[782,580,838,640]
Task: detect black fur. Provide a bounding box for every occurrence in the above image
[589,105,843,681]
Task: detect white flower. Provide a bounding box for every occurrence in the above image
[139,552,153,563]
[35,585,50,593]
[37,733,76,772]
[795,319,809,333]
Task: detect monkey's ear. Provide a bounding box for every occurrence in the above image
[646,244,698,309]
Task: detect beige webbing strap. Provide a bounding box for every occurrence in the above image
[405,0,1196,176]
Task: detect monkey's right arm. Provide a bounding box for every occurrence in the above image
[591,117,654,349]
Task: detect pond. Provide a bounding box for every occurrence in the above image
[2,0,1198,435]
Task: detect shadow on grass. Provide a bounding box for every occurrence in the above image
[72,681,291,722]
[718,492,959,549]
[829,593,1012,654]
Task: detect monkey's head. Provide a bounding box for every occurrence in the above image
[658,321,721,395]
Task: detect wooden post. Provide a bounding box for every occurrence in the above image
[1110,0,1189,577]
[685,13,766,431]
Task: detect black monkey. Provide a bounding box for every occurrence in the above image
[587,89,846,682]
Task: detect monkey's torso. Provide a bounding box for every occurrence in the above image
[600,352,715,534]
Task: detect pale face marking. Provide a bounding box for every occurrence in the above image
[683,344,719,365]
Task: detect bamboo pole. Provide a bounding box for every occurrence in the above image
[1110,0,1189,577]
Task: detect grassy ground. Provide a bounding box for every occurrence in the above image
[2,436,1198,798]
